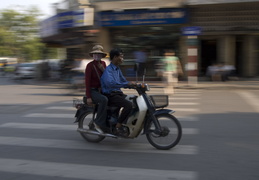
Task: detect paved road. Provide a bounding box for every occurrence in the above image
[0,77,259,180]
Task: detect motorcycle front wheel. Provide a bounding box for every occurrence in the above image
[78,111,105,143]
[146,113,182,150]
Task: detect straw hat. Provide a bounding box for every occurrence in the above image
[89,45,107,58]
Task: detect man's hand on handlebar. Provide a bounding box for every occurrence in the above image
[86,98,94,106]
[127,82,137,88]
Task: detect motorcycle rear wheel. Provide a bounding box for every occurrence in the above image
[78,111,105,143]
[146,113,182,150]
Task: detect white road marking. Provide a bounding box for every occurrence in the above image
[183,128,199,135]
[24,106,199,119]
[174,92,201,94]
[48,102,200,109]
[170,108,199,112]
[237,91,259,113]
[46,106,75,110]
[169,97,199,100]
[25,113,197,121]
[0,158,198,180]
[0,136,198,155]
[0,123,198,135]
[62,101,74,104]
[169,102,199,105]
[177,116,199,121]
[0,123,75,130]
[23,113,74,118]
[172,94,200,96]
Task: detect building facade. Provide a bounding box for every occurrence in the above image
[188,0,259,77]
[40,0,259,78]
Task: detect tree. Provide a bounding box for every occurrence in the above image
[0,6,57,62]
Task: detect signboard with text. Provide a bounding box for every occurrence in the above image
[40,7,94,36]
[100,8,187,26]
[40,15,58,38]
[181,26,202,36]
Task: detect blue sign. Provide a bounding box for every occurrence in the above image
[100,8,187,27]
[181,26,202,36]
[57,11,74,29]
[56,9,92,29]
[40,15,58,38]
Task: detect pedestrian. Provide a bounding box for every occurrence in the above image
[101,48,134,136]
[161,49,183,93]
[85,45,109,133]
[133,48,147,78]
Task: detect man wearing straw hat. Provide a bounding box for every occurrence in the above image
[85,45,108,133]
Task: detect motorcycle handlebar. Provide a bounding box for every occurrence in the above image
[126,83,149,90]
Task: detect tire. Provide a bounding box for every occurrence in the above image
[146,113,182,150]
[78,111,105,143]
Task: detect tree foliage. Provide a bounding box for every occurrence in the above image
[0,6,57,62]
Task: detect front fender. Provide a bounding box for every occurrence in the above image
[143,109,175,134]
[153,109,175,116]
[74,105,93,123]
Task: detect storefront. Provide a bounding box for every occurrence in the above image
[97,8,188,77]
[188,1,259,77]
[40,7,97,61]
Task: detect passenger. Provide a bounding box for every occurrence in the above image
[101,48,134,135]
[85,45,108,133]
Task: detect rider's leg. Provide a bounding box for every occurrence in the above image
[107,94,132,128]
[91,90,108,128]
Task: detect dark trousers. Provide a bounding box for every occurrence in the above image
[91,89,108,128]
[105,92,132,124]
[134,62,146,77]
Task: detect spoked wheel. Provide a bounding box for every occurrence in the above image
[78,112,105,143]
[146,114,182,150]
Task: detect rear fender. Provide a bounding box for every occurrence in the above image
[74,105,93,123]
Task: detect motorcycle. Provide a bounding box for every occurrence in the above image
[73,81,182,150]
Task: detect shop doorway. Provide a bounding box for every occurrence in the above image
[200,40,217,76]
[110,25,181,57]
[110,25,181,77]
[235,38,243,76]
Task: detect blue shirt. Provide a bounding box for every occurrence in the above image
[101,63,129,94]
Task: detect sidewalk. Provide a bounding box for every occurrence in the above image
[146,78,259,90]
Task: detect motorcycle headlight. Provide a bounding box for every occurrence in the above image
[145,84,150,91]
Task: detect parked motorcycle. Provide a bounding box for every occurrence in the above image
[73,82,182,150]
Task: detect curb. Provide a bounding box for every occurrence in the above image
[148,81,259,90]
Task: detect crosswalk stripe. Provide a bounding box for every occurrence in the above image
[169,102,199,105]
[174,92,201,94]
[169,97,199,100]
[61,98,200,104]
[0,123,75,130]
[46,106,75,110]
[0,158,198,180]
[0,123,199,134]
[62,101,74,104]
[23,106,199,118]
[237,91,259,113]
[172,94,200,96]
[23,112,198,121]
[23,113,74,118]
[47,103,199,110]
[170,108,199,112]
[123,89,201,94]
[0,136,198,155]
[177,116,199,121]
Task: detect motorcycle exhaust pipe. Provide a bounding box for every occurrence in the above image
[77,128,118,138]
